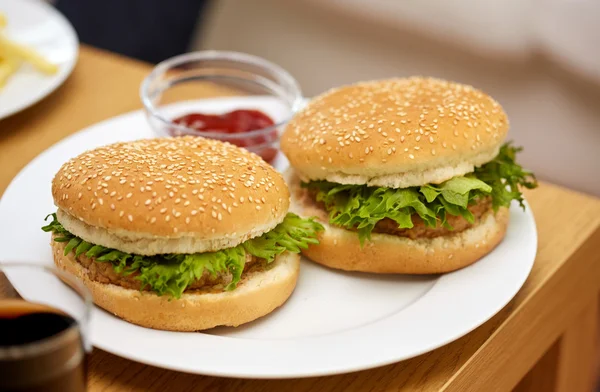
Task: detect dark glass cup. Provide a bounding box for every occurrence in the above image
[0,262,92,392]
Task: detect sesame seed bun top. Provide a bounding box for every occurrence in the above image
[52,137,289,253]
[281,77,509,188]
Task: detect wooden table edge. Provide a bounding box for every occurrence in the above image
[442,222,600,391]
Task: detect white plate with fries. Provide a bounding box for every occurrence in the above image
[0,0,78,119]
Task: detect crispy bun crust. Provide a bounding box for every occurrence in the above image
[281,77,508,187]
[52,240,300,331]
[289,188,509,273]
[52,137,289,252]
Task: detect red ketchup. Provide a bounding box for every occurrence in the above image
[172,110,278,163]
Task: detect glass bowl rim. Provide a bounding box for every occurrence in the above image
[140,50,304,140]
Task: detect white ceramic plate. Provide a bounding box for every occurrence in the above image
[0,97,537,378]
[0,0,78,119]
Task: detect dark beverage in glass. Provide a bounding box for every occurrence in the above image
[0,263,91,392]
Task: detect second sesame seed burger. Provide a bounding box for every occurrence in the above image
[281,77,537,274]
[42,136,322,331]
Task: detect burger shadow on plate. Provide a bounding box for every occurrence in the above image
[204,260,439,339]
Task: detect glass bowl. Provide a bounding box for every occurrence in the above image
[140,51,303,164]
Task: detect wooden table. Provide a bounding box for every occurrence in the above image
[1,45,600,392]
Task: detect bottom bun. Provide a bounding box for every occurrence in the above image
[294,202,509,274]
[52,241,300,331]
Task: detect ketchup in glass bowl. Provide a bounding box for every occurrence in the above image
[140,51,303,165]
[172,109,279,163]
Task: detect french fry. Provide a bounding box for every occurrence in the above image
[0,57,20,88]
[0,36,58,75]
[0,13,59,90]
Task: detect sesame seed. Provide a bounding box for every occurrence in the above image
[127,215,133,222]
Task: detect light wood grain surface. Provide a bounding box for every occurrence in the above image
[1,46,599,392]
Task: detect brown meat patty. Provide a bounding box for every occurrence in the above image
[296,186,492,239]
[53,237,265,292]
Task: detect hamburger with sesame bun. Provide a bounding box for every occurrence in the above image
[42,136,322,331]
[281,77,537,274]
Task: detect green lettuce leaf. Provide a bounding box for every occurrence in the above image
[304,142,536,244]
[474,142,537,210]
[243,213,322,261]
[42,213,323,298]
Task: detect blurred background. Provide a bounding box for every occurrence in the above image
[55,0,600,196]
